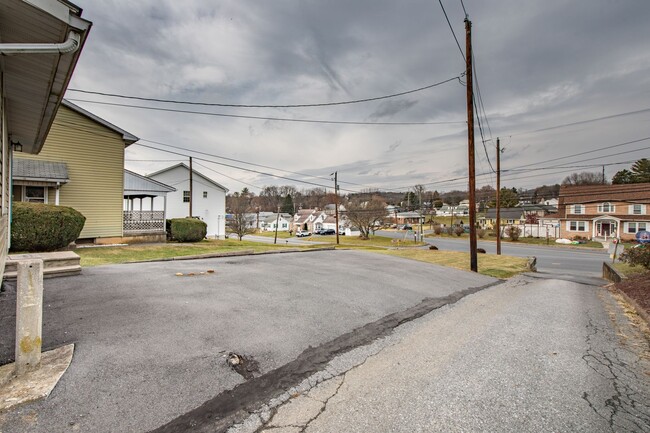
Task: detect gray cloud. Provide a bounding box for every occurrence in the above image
[67,0,650,193]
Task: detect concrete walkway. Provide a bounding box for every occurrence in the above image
[228,276,650,433]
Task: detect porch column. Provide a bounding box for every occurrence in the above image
[55,184,60,205]
[151,196,154,212]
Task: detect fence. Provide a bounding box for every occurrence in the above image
[123,210,165,234]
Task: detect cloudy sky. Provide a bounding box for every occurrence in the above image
[66,0,650,195]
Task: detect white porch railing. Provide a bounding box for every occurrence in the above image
[123,210,165,234]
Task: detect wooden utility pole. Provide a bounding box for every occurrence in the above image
[333,171,340,245]
[465,18,478,272]
[274,205,280,244]
[496,137,502,255]
[189,156,193,217]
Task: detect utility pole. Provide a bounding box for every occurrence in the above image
[189,156,193,218]
[333,171,340,245]
[418,188,423,242]
[465,18,478,272]
[496,137,502,255]
[602,165,605,184]
[274,205,280,244]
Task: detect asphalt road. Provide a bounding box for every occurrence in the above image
[0,250,495,433]
[245,275,650,433]
[376,230,609,277]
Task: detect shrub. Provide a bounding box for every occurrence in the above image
[433,225,443,235]
[505,225,521,241]
[168,218,207,242]
[477,228,486,239]
[11,202,85,252]
[620,245,650,269]
[454,226,464,237]
[446,227,455,236]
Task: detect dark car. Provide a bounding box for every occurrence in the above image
[321,229,335,235]
[402,225,413,230]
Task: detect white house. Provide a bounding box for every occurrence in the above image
[261,213,292,232]
[147,163,228,239]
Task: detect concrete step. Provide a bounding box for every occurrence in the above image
[4,251,81,281]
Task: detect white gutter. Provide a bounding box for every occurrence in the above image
[0,31,80,55]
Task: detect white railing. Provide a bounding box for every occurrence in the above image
[123,211,165,234]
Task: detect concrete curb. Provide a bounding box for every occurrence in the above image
[602,261,625,283]
[526,257,537,272]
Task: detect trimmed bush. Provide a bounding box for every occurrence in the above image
[168,218,207,242]
[477,228,486,239]
[454,226,464,237]
[620,245,650,270]
[11,202,85,252]
[433,225,443,235]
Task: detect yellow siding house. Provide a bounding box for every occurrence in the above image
[13,100,138,241]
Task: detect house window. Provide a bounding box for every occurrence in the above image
[627,222,647,233]
[282,223,287,228]
[183,191,190,202]
[203,191,208,198]
[25,186,46,203]
[631,204,644,215]
[572,205,584,214]
[598,202,614,213]
[568,221,586,231]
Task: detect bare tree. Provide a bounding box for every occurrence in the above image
[561,171,607,186]
[227,195,255,241]
[345,196,387,239]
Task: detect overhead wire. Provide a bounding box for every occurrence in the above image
[132,142,362,193]
[438,0,465,60]
[66,98,465,126]
[67,76,462,109]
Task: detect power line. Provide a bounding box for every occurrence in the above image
[438,0,465,60]
[505,107,650,138]
[459,0,468,17]
[67,76,461,109]
[132,142,362,193]
[66,98,465,126]
[514,136,650,169]
[194,161,264,191]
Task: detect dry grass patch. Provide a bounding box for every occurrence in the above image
[373,249,530,279]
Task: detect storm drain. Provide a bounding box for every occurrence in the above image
[226,352,260,380]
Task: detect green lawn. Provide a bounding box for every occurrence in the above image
[76,239,316,267]
[250,231,293,239]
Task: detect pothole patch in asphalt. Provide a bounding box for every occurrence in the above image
[226,352,260,380]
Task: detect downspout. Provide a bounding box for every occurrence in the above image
[0,31,81,55]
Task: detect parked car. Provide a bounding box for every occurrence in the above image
[402,225,413,230]
[296,231,312,237]
[320,229,335,235]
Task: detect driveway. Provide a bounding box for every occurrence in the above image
[0,250,495,433]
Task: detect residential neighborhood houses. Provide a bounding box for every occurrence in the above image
[147,163,229,239]
[1,2,650,433]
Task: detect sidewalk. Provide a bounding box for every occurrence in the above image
[229,276,650,433]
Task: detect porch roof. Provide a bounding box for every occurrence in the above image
[124,169,176,198]
[12,158,69,184]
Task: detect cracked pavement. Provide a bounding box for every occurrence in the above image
[229,275,650,433]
